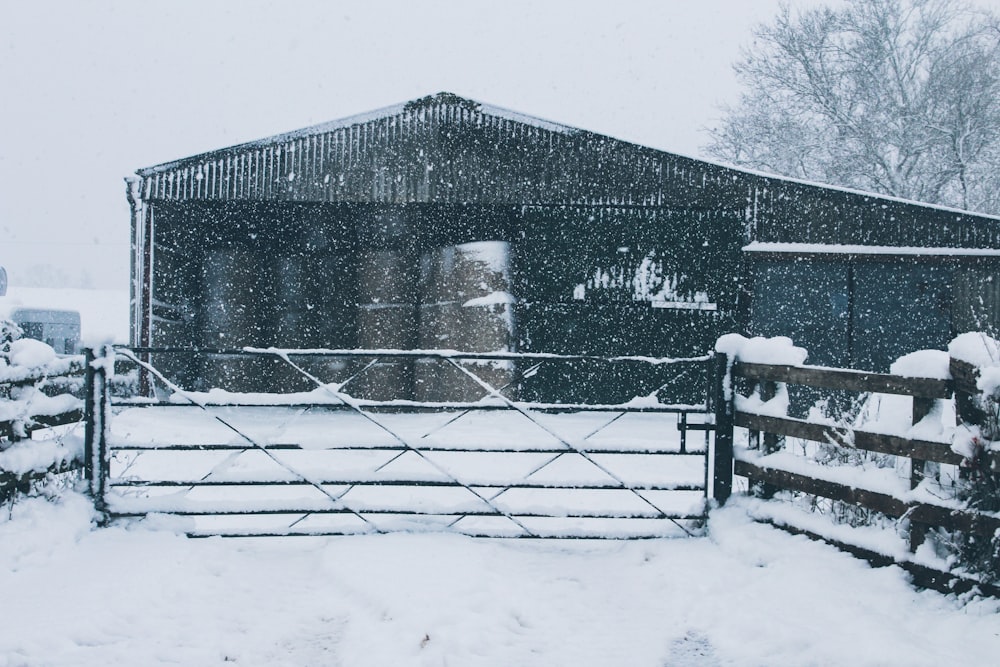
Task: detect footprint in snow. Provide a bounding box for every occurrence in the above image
[663,631,720,667]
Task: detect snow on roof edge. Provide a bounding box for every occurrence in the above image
[744,242,1000,256]
[135,92,583,177]
[135,98,412,176]
[474,100,581,136]
[689,153,1000,223]
[131,92,1000,224]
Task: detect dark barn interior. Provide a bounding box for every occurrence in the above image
[127,92,1000,399]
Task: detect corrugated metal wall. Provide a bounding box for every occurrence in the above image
[749,254,1000,372]
[953,265,1000,336]
[130,93,1000,393]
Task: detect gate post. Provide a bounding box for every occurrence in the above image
[84,345,112,518]
[712,352,735,505]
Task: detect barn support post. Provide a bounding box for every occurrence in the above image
[125,178,153,397]
[84,345,112,520]
[712,352,735,505]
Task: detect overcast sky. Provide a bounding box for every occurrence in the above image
[1,0,849,288]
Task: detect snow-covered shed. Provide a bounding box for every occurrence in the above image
[126,92,1000,392]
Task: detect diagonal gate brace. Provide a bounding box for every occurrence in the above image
[266,349,541,537]
[115,349,382,534]
[443,358,697,537]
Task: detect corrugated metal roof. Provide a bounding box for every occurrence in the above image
[133,91,712,208]
[130,91,1000,248]
[137,93,583,177]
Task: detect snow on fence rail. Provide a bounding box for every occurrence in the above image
[713,334,1000,596]
[0,343,88,502]
[84,346,717,539]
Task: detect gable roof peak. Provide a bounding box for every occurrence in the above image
[404,92,481,113]
[137,92,588,176]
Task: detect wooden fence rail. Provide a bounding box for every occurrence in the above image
[0,354,88,502]
[714,350,1000,596]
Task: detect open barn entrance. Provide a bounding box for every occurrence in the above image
[84,346,717,538]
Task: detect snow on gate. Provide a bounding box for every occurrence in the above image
[92,347,715,538]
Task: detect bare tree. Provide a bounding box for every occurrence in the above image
[705,0,1000,215]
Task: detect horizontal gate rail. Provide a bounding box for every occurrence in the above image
[130,345,713,365]
[109,401,701,413]
[109,507,707,519]
[109,443,708,454]
[110,479,706,491]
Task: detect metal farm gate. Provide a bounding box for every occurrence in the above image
[84,346,717,538]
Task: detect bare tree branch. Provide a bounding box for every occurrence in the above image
[705,0,1000,215]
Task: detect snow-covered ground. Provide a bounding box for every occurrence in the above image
[2,491,998,667]
[3,296,1000,664]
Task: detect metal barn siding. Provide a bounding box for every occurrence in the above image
[747,259,852,368]
[128,92,1000,395]
[144,201,361,391]
[851,261,955,370]
[747,249,1000,372]
[753,187,1000,248]
[135,94,750,210]
[954,265,1000,335]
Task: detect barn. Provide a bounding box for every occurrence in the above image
[126,92,1000,398]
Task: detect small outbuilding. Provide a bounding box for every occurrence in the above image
[126,92,1000,396]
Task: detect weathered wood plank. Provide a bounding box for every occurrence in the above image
[0,459,83,502]
[24,409,84,432]
[733,362,953,399]
[0,357,87,386]
[737,458,908,515]
[950,357,987,426]
[752,517,1000,597]
[735,459,1000,536]
[734,411,985,467]
[949,357,979,394]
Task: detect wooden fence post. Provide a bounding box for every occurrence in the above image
[908,396,935,551]
[950,354,989,434]
[84,345,112,518]
[713,352,734,505]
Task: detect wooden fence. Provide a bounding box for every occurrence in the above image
[0,354,88,502]
[713,351,1000,596]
